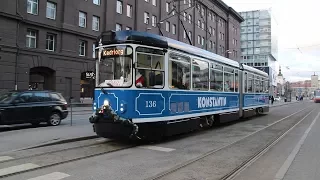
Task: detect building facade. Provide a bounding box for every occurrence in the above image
[0,0,243,101]
[239,9,278,66]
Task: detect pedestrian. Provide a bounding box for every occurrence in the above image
[271,96,274,104]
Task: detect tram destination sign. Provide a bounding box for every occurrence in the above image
[102,46,132,57]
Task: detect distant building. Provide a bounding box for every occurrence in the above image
[311,73,319,89]
[238,9,278,96]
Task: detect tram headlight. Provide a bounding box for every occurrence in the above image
[103,100,110,106]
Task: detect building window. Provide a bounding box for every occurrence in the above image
[116,0,123,14]
[27,0,38,15]
[183,31,186,39]
[152,0,156,6]
[201,22,204,30]
[79,40,86,56]
[152,15,157,27]
[201,6,205,16]
[93,0,100,5]
[188,31,192,40]
[166,2,169,12]
[144,12,149,24]
[127,4,132,17]
[188,15,192,24]
[209,40,212,49]
[197,35,201,44]
[209,26,212,35]
[92,16,100,31]
[145,0,149,2]
[46,34,55,51]
[172,24,176,34]
[213,42,215,49]
[26,29,37,48]
[183,12,187,21]
[208,12,212,20]
[79,12,86,28]
[166,21,170,32]
[116,23,122,31]
[93,44,96,58]
[46,2,56,20]
[197,20,201,28]
[201,37,204,46]
[188,0,192,7]
[126,27,132,30]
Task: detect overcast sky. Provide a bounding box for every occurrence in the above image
[223,0,320,82]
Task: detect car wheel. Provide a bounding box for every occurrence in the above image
[48,112,61,126]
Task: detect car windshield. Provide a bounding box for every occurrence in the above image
[98,45,133,87]
[0,92,19,103]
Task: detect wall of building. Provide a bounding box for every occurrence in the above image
[0,0,243,101]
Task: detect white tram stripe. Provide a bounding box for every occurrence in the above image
[27,172,70,180]
[0,156,14,162]
[0,163,40,176]
[140,145,176,152]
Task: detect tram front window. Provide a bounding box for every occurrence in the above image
[98,46,133,87]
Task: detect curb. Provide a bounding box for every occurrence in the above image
[270,101,299,108]
[68,103,92,107]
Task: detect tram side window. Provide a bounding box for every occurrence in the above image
[247,74,254,93]
[192,59,209,90]
[224,66,235,92]
[255,76,261,93]
[235,70,239,92]
[210,63,223,91]
[169,54,190,90]
[244,72,248,93]
[264,79,269,93]
[135,47,165,89]
[261,79,264,93]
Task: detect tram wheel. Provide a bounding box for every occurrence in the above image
[206,115,215,128]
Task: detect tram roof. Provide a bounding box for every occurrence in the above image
[96,30,268,77]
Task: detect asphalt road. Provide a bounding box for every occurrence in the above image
[0,101,312,180]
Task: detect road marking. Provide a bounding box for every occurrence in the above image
[0,163,40,176]
[140,145,176,152]
[274,111,320,180]
[0,156,14,162]
[27,172,70,180]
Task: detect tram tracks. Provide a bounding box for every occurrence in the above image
[0,137,137,178]
[145,105,316,180]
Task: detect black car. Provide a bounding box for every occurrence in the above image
[0,90,68,126]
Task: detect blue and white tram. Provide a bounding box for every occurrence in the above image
[89,30,269,140]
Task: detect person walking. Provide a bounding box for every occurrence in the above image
[271,95,274,105]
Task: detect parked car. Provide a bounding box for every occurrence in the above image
[0,90,68,126]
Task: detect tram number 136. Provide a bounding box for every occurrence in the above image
[146,101,157,108]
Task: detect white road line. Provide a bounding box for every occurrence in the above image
[27,172,70,180]
[0,163,40,176]
[274,111,320,180]
[140,145,176,152]
[0,156,14,162]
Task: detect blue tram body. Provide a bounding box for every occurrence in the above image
[89,30,270,140]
